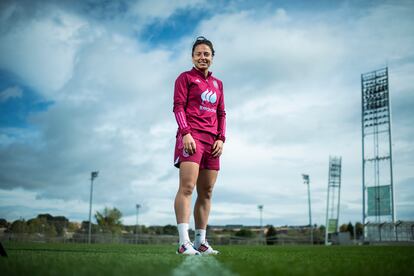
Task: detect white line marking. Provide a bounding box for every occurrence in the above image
[173,255,237,276]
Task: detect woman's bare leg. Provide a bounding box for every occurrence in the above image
[194,169,218,229]
[174,162,200,224]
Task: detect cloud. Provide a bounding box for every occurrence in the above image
[0,187,100,220]
[129,0,205,21]
[0,86,22,102]
[0,4,89,96]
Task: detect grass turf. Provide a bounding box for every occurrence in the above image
[1,242,413,275]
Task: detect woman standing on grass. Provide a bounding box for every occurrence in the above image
[173,36,226,255]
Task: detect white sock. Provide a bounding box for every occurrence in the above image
[177,223,190,245]
[195,229,206,246]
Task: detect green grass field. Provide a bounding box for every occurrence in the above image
[1,242,414,275]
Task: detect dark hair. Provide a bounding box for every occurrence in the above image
[192,36,215,56]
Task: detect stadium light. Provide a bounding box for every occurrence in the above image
[302,174,314,245]
[136,204,141,244]
[88,171,99,244]
[258,205,264,244]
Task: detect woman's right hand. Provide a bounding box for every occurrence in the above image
[183,133,196,155]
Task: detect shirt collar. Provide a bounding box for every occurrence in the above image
[192,67,212,79]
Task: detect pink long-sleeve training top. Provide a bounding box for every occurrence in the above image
[173,67,226,144]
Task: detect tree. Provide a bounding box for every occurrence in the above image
[318,225,326,235]
[347,222,354,238]
[235,228,254,238]
[163,225,178,235]
[67,222,79,232]
[33,214,68,236]
[266,225,277,245]
[355,222,364,239]
[80,221,99,234]
[339,223,348,232]
[37,214,54,221]
[313,225,326,244]
[44,224,57,237]
[27,217,45,234]
[95,207,123,234]
[0,218,8,228]
[142,225,149,234]
[47,216,69,236]
[10,220,27,233]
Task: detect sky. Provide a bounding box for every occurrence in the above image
[0,0,413,227]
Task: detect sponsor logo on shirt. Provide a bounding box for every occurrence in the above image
[199,105,216,113]
[195,79,201,83]
[201,89,217,104]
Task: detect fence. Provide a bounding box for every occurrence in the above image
[1,233,316,245]
[364,221,414,242]
[0,233,176,244]
[3,222,413,245]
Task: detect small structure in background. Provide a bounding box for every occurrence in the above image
[257,205,264,244]
[135,204,141,244]
[302,174,313,244]
[88,171,99,244]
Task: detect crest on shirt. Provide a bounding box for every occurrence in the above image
[201,89,217,104]
[213,80,219,89]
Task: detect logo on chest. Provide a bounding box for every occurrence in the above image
[201,89,217,104]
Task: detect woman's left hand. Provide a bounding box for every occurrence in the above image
[212,140,224,158]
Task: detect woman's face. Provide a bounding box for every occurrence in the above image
[192,44,213,71]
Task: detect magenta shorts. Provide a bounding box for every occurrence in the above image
[174,134,220,170]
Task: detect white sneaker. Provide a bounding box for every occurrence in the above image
[194,240,219,255]
[176,241,201,255]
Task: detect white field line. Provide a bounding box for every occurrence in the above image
[172,255,237,276]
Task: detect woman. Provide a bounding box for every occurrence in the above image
[173,36,226,255]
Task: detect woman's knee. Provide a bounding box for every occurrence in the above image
[199,185,214,200]
[179,181,195,197]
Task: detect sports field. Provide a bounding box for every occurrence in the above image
[1,242,413,275]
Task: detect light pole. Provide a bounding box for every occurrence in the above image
[258,205,264,244]
[302,174,313,245]
[88,171,98,244]
[135,204,141,244]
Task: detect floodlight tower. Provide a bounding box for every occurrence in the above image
[302,174,313,244]
[258,205,264,244]
[361,67,395,241]
[135,204,141,244]
[324,156,342,245]
[88,171,99,244]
